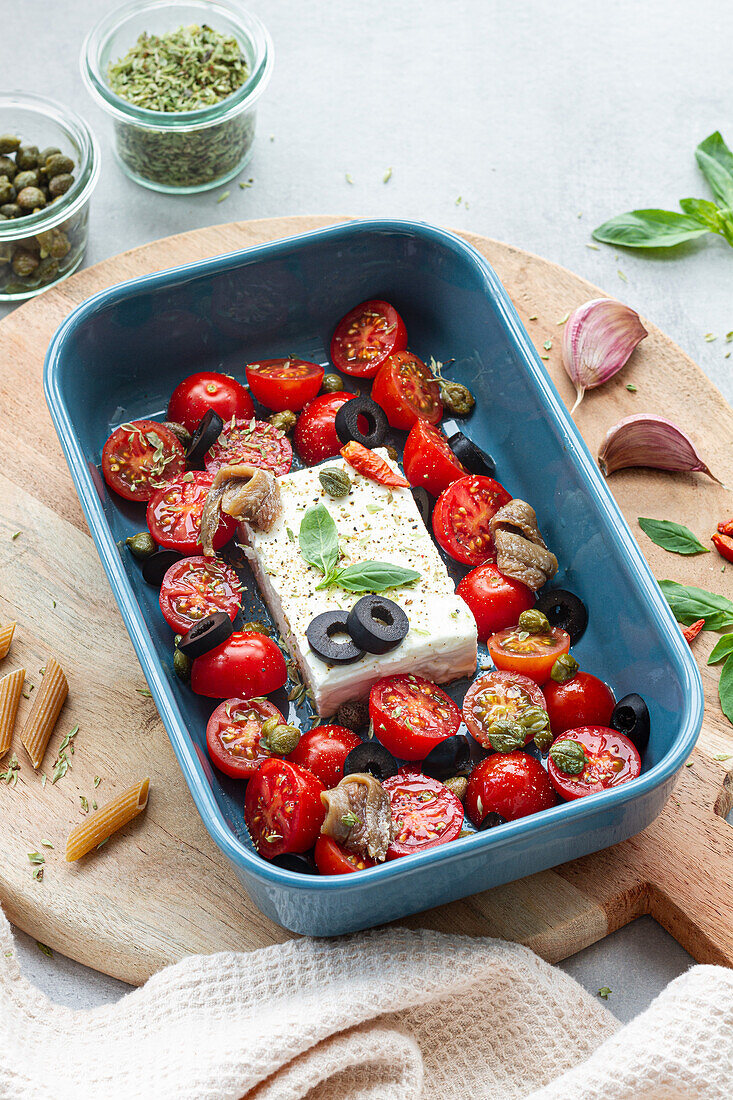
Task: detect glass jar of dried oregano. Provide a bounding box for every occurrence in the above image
[81,0,273,194]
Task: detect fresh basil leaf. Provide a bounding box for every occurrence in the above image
[708,634,733,666]
[658,580,733,631]
[325,561,420,593]
[718,654,733,725]
[592,209,711,249]
[299,504,339,576]
[678,197,724,234]
[638,517,710,555]
[695,132,733,210]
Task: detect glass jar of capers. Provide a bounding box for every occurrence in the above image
[0,93,99,301]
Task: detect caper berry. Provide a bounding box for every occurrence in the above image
[517,609,551,635]
[443,775,468,801]
[268,409,297,434]
[550,653,580,684]
[261,721,301,756]
[16,186,46,211]
[0,135,20,155]
[49,173,74,198]
[173,648,191,680]
[0,177,15,204]
[11,248,39,277]
[321,373,344,393]
[43,153,74,179]
[439,379,475,417]
[0,156,17,180]
[13,170,40,191]
[15,146,39,171]
[126,532,157,559]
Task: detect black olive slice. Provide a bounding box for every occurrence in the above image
[422,735,471,780]
[334,394,388,449]
[186,409,224,467]
[442,420,496,478]
[343,741,399,783]
[141,549,183,586]
[477,811,507,831]
[610,693,650,753]
[346,595,409,655]
[306,610,364,664]
[411,486,432,526]
[270,852,319,874]
[177,611,233,659]
[535,588,588,645]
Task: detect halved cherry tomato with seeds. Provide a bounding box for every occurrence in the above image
[159,555,241,633]
[432,475,512,567]
[369,674,462,761]
[331,299,408,379]
[206,697,284,779]
[244,759,325,859]
[465,752,557,825]
[102,420,185,502]
[488,625,570,685]
[245,358,324,412]
[168,371,254,433]
[403,420,467,497]
[543,672,615,736]
[287,725,361,789]
[457,562,534,640]
[340,442,409,488]
[205,417,292,475]
[190,631,287,699]
[314,835,375,874]
[294,392,357,465]
[371,351,442,430]
[547,726,641,801]
[147,471,236,555]
[462,671,546,749]
[384,771,464,859]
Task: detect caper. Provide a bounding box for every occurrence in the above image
[318,466,351,498]
[336,698,369,732]
[321,373,344,393]
[13,170,40,191]
[0,204,20,219]
[550,653,580,684]
[261,722,301,756]
[43,153,74,179]
[11,248,39,277]
[16,186,46,211]
[443,775,468,801]
[38,146,61,163]
[439,379,475,417]
[36,257,60,285]
[15,146,39,171]
[49,173,74,198]
[0,156,17,180]
[0,135,20,155]
[268,409,297,434]
[487,718,526,753]
[519,705,552,752]
[126,532,157,559]
[517,609,551,635]
[173,648,191,680]
[48,229,71,259]
[0,177,15,204]
[0,214,7,222]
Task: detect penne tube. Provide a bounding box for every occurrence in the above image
[0,622,16,660]
[0,668,24,758]
[20,657,68,769]
[65,778,150,862]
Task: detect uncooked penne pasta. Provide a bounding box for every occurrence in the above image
[0,622,16,660]
[0,668,24,758]
[20,657,68,769]
[65,778,150,862]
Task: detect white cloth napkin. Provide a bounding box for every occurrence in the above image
[0,905,730,1100]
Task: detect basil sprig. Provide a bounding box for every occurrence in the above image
[658,581,733,632]
[593,131,733,250]
[298,504,420,594]
[638,518,710,556]
[718,656,733,725]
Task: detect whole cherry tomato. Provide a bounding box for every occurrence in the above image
[457,562,535,640]
[244,759,325,859]
[294,392,357,465]
[190,631,287,699]
[168,371,254,432]
[287,725,361,789]
[465,752,557,825]
[543,672,615,736]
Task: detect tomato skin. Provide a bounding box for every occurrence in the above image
[402,420,467,497]
[245,359,324,412]
[294,392,357,465]
[102,420,185,502]
[244,759,325,859]
[340,442,410,487]
[190,631,287,699]
[168,371,254,432]
[488,626,570,685]
[204,417,292,476]
[543,673,615,737]
[159,555,241,633]
[457,563,535,641]
[371,351,442,430]
[432,476,512,568]
[287,726,361,789]
[383,771,464,859]
[547,726,641,801]
[369,674,462,761]
[462,671,546,749]
[465,752,558,825]
[146,472,236,555]
[206,697,284,779]
[330,299,408,379]
[314,835,375,874]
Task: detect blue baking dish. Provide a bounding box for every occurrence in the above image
[44,219,703,936]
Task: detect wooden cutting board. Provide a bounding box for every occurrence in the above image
[0,216,731,986]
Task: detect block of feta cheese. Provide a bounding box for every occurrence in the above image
[239,451,477,715]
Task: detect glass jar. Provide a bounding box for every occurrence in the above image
[0,93,99,301]
[81,0,273,194]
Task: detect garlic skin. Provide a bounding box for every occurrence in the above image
[598,414,720,482]
[562,298,648,414]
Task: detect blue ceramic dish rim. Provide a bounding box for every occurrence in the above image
[43,218,704,891]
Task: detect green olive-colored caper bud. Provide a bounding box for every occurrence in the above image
[520,706,552,752]
[173,648,191,680]
[48,229,71,259]
[268,409,297,434]
[11,248,39,277]
[36,257,60,285]
[38,146,61,163]
[0,156,17,180]
[439,379,475,416]
[321,373,344,393]
[336,698,369,732]
[16,186,46,211]
[49,173,74,198]
[517,609,550,634]
[550,653,580,683]
[262,722,301,756]
[13,170,40,191]
[443,775,468,801]
[0,135,20,155]
[15,146,39,171]
[0,177,15,204]
[126,532,157,559]
[0,203,20,219]
[43,153,74,179]
[487,718,526,753]
[319,466,351,498]
[549,738,587,775]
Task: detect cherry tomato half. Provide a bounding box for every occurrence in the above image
[330,299,408,379]
[340,442,409,487]
[101,420,185,502]
[488,625,570,685]
[462,670,546,749]
[402,420,467,497]
[159,555,242,633]
[547,726,641,801]
[384,771,464,859]
[294,392,357,465]
[190,631,287,699]
[314,835,375,874]
[244,759,325,859]
[245,358,324,412]
[465,752,557,826]
[543,672,615,737]
[457,562,535,641]
[371,351,442,431]
[146,471,236,555]
[287,725,361,789]
[432,475,512,568]
[205,417,293,476]
[206,697,284,779]
[168,371,254,433]
[369,674,462,761]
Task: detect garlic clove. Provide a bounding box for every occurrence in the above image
[561,298,648,414]
[598,413,721,482]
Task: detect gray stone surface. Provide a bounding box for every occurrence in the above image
[1,0,727,1029]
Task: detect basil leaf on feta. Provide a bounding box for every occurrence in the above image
[319,561,420,593]
[299,504,339,576]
